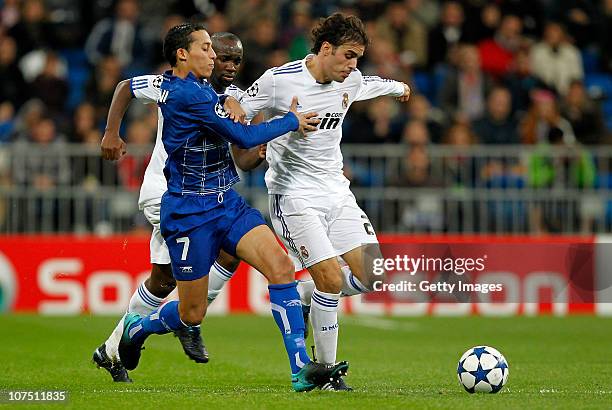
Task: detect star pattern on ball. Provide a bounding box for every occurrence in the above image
[471,363,491,385]
[472,346,487,359]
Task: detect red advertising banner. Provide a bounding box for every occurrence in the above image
[0,234,609,316]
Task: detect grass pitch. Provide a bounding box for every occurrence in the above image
[0,314,610,409]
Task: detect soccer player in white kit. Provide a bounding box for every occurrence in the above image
[94,33,266,382]
[237,14,411,390]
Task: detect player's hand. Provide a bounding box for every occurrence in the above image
[257,144,267,159]
[289,96,319,135]
[396,83,411,103]
[224,96,246,124]
[101,131,127,161]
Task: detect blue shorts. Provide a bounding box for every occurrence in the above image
[160,188,266,281]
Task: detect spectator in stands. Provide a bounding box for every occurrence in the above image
[0,102,15,143]
[149,14,184,69]
[560,80,606,145]
[84,0,148,71]
[520,89,576,145]
[12,116,69,231]
[117,120,152,191]
[438,44,493,122]
[472,86,520,144]
[226,0,278,36]
[477,14,523,79]
[463,3,501,44]
[405,94,445,143]
[427,1,466,69]
[549,0,597,49]
[344,98,404,144]
[7,0,55,58]
[441,122,478,187]
[598,0,612,72]
[402,119,430,147]
[70,101,117,232]
[0,0,20,30]
[376,0,427,68]
[0,36,27,110]
[31,52,69,123]
[405,0,440,30]
[361,37,411,84]
[530,21,583,96]
[503,48,546,115]
[85,56,123,123]
[279,2,312,61]
[242,17,279,86]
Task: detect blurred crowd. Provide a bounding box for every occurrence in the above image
[1,0,612,233]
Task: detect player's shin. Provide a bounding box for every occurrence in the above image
[268,282,311,374]
[310,288,340,364]
[128,300,187,344]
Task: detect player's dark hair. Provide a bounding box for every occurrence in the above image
[163,22,207,67]
[311,13,369,54]
[211,32,241,45]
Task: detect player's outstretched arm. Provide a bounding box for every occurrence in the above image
[355,74,411,103]
[203,96,319,149]
[231,113,267,171]
[101,79,132,161]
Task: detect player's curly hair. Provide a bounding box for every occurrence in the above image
[163,22,207,67]
[311,13,369,54]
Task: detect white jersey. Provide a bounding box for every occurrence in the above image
[239,56,404,196]
[130,74,244,208]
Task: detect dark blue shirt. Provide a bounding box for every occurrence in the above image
[158,72,298,196]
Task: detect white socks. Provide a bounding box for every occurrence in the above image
[207,262,235,304]
[105,282,162,359]
[340,265,370,296]
[297,279,315,306]
[310,288,340,364]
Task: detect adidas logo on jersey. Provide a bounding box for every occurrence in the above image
[318,112,343,130]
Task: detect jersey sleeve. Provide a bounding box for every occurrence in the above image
[238,69,275,121]
[225,85,245,101]
[189,88,297,149]
[354,71,405,101]
[130,75,162,104]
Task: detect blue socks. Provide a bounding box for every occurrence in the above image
[269,282,311,374]
[128,300,187,344]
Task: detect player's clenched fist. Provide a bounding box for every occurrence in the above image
[101,132,127,161]
[396,83,411,103]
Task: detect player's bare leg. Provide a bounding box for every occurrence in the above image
[339,243,385,295]
[235,225,349,391]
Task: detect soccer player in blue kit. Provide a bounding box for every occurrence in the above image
[117,23,348,392]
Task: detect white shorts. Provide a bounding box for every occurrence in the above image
[143,203,171,265]
[269,191,378,270]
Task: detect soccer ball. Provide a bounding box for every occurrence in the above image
[457,346,509,393]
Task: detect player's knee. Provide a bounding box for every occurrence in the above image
[313,271,343,293]
[266,254,295,284]
[149,264,176,296]
[217,251,241,272]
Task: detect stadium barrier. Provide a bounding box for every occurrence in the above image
[1,234,610,316]
[1,144,612,234]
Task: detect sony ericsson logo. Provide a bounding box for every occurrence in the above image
[0,252,17,312]
[318,113,343,130]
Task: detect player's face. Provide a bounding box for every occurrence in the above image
[212,40,243,88]
[185,30,216,79]
[324,42,365,82]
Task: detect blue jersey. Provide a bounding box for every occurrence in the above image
[158,71,298,196]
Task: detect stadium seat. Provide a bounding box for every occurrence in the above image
[581,49,600,74]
